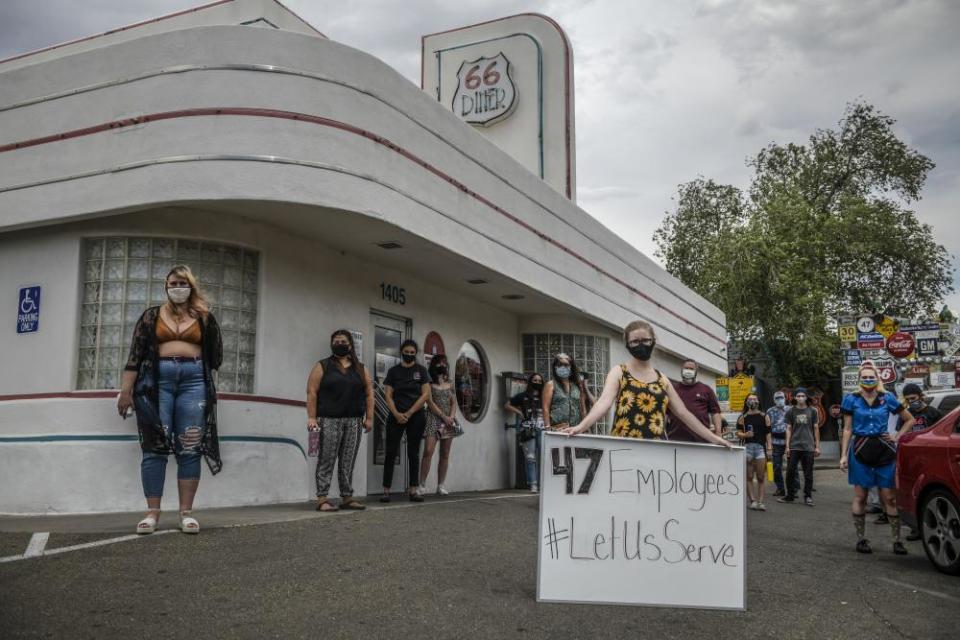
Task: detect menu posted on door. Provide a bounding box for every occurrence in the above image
[537,432,746,610]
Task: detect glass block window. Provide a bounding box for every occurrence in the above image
[79,237,259,393]
[522,333,611,433]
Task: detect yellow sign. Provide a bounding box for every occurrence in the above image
[838,325,857,343]
[876,316,899,339]
[728,374,754,412]
[715,377,729,402]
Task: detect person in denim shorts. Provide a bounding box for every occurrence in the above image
[737,394,772,511]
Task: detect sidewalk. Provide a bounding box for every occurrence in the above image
[0,489,532,534]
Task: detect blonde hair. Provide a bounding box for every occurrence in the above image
[623,319,656,343]
[164,265,209,318]
[857,361,887,393]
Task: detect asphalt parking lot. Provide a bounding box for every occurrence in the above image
[1,469,958,639]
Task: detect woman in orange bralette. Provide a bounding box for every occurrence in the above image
[118,265,223,536]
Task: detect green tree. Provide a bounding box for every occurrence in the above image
[655,102,954,386]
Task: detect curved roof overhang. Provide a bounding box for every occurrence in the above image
[0,25,727,372]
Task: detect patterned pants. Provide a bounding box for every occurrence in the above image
[315,417,364,497]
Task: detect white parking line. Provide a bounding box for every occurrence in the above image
[23,532,49,558]
[0,531,174,564]
[878,577,960,603]
[0,493,537,563]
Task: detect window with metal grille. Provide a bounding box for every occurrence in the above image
[521,333,611,432]
[78,237,259,393]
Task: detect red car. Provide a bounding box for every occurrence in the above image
[897,407,960,575]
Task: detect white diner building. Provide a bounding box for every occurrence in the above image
[0,0,727,515]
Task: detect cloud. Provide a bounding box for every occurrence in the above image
[1,0,957,311]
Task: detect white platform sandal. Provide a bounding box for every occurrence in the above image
[179,510,200,534]
[136,512,159,535]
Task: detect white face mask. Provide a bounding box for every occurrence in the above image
[167,287,191,304]
[681,368,696,381]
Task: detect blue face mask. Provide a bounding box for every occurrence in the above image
[555,365,571,379]
[774,396,785,408]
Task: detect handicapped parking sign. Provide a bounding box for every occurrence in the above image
[17,286,41,333]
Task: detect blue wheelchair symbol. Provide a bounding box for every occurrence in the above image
[17,286,41,334]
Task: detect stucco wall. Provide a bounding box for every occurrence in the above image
[0,208,522,513]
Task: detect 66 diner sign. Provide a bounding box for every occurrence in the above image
[453,53,517,126]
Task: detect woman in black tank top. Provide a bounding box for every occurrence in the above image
[305,330,374,512]
[736,394,772,511]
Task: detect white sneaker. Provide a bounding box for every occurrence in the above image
[530,485,539,494]
[749,501,759,510]
[436,485,449,496]
[757,502,767,511]
[415,486,424,497]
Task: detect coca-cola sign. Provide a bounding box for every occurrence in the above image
[886,331,915,358]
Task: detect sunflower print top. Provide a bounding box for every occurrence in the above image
[611,365,670,439]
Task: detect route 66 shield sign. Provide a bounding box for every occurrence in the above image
[452,53,517,126]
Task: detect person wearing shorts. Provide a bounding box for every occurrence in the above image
[840,362,914,554]
[737,394,771,511]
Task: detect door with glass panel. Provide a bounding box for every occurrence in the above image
[367,312,410,492]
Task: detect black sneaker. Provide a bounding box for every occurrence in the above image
[893,541,908,555]
[777,496,796,503]
[906,530,922,542]
[773,489,785,497]
[866,505,883,515]
[409,493,424,503]
[379,494,391,503]
[856,539,872,554]
[874,513,889,525]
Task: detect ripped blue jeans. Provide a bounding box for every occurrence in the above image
[520,420,544,488]
[141,358,206,498]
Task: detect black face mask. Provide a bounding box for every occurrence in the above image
[627,341,655,361]
[530,382,543,392]
[332,344,351,357]
[436,366,448,376]
[402,353,416,364]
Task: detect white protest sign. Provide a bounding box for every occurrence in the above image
[537,432,746,610]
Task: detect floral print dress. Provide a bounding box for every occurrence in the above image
[611,365,670,439]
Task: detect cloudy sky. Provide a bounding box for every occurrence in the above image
[2,0,958,310]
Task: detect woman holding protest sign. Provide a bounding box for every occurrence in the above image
[839,361,915,555]
[561,320,730,448]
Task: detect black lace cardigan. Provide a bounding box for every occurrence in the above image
[124,306,224,474]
